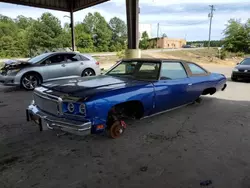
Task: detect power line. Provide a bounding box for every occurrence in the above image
[208,5,215,49]
[159,20,209,26]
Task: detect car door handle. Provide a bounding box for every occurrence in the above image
[188,83,193,86]
[80,62,84,65]
[61,64,65,67]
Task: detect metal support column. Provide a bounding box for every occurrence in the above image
[125,0,141,58]
[70,10,76,51]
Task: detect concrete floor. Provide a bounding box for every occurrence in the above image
[1,65,250,188]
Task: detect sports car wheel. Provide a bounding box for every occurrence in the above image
[108,121,125,139]
[82,68,95,77]
[21,73,41,90]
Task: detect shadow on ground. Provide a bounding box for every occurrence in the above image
[0,92,250,188]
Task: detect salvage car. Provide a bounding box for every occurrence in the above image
[0,52,100,90]
[231,57,250,81]
[26,58,227,138]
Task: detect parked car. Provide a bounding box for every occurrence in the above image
[231,57,250,81]
[0,52,100,90]
[26,58,227,138]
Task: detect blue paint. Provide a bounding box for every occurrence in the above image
[39,60,227,135]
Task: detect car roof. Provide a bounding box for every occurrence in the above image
[122,58,192,63]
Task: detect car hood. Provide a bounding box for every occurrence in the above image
[236,65,250,70]
[41,75,150,100]
[1,59,32,71]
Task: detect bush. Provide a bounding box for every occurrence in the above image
[236,52,245,57]
[77,48,93,53]
[220,50,227,60]
[116,50,125,59]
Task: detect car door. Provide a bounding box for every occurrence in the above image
[185,63,211,101]
[62,53,83,77]
[43,54,67,80]
[153,61,191,113]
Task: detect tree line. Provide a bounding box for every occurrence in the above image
[0,11,249,58]
[0,12,127,57]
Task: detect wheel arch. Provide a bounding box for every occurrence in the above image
[20,71,43,84]
[202,87,216,95]
[81,68,96,77]
[106,100,145,129]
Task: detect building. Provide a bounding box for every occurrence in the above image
[139,24,152,39]
[149,37,187,49]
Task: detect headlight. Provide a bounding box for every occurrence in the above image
[79,104,86,115]
[63,102,86,116]
[233,68,239,72]
[67,102,75,113]
[7,69,20,74]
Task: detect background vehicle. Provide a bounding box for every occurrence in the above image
[0,52,100,90]
[26,58,227,139]
[231,57,250,81]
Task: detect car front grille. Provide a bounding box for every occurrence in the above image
[239,70,250,73]
[33,92,61,116]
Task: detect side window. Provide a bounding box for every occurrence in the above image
[137,63,160,80]
[188,63,207,74]
[80,55,90,61]
[63,54,82,62]
[160,62,187,80]
[43,55,64,65]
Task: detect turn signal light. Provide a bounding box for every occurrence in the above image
[96,124,104,130]
[96,61,100,65]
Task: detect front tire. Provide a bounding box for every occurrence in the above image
[82,68,95,77]
[21,73,41,90]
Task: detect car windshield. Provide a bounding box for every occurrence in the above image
[27,53,50,64]
[106,61,160,80]
[240,58,250,65]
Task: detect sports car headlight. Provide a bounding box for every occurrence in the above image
[233,68,239,72]
[7,69,20,74]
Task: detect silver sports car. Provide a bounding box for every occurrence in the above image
[0,52,101,90]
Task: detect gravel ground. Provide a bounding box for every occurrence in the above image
[1,65,250,188]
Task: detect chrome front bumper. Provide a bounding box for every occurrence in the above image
[26,104,92,136]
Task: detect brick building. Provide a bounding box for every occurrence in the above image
[149,37,187,49]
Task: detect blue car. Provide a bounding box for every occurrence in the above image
[26,58,227,138]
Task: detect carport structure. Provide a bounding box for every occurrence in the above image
[0,0,140,57]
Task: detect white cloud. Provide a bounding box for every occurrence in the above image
[0,0,249,41]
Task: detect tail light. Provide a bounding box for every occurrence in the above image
[96,61,100,66]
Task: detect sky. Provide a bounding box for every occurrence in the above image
[0,0,249,41]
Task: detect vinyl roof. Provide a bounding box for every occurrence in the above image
[0,0,110,12]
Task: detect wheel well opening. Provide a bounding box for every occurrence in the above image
[82,68,95,76]
[22,71,43,83]
[106,100,144,129]
[202,87,216,95]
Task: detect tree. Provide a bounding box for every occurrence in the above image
[162,33,167,38]
[109,17,127,51]
[223,19,250,53]
[139,31,149,49]
[83,12,112,52]
[26,12,63,52]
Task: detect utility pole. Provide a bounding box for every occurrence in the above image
[157,23,160,48]
[208,5,215,49]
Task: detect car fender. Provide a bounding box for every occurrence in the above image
[86,84,155,125]
[14,66,44,84]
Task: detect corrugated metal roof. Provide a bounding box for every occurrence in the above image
[0,0,109,12]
